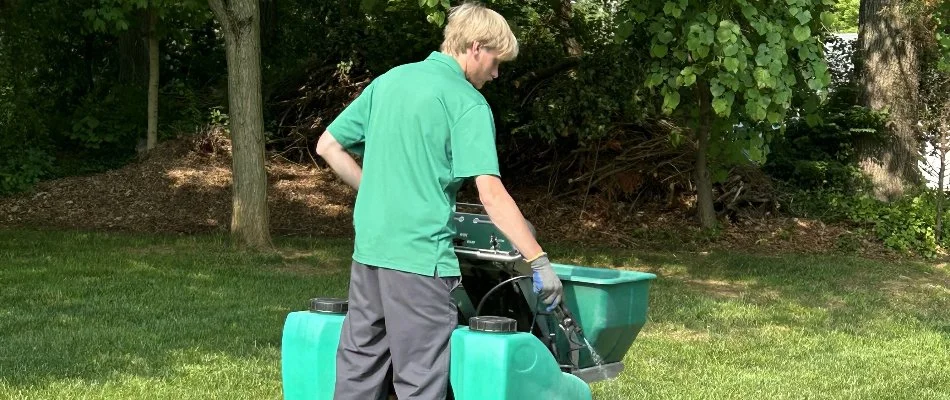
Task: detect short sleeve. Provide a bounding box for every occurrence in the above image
[327,81,376,154]
[451,105,500,179]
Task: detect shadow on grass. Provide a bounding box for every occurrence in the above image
[0,229,354,388]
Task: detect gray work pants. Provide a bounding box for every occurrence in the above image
[333,261,460,400]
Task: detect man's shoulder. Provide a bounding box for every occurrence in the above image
[373,58,488,111]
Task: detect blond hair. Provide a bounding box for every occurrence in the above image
[440,2,519,61]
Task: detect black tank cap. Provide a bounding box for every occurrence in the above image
[469,316,517,333]
[309,298,348,314]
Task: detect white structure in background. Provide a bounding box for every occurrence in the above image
[828,32,946,189]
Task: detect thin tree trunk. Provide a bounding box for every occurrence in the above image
[260,0,278,56]
[937,142,945,239]
[146,2,158,151]
[938,117,949,239]
[209,0,272,249]
[117,9,148,86]
[552,0,582,57]
[856,0,921,200]
[695,81,717,230]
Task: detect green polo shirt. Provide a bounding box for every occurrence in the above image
[327,51,500,277]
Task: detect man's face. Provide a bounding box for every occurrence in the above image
[464,43,501,90]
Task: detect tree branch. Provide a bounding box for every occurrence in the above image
[208,0,231,33]
[513,56,580,90]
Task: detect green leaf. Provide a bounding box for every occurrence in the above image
[711,168,729,183]
[695,45,710,59]
[707,13,718,25]
[658,31,675,44]
[683,73,697,86]
[767,110,783,124]
[681,67,697,86]
[670,128,684,147]
[716,22,736,43]
[645,73,665,88]
[686,36,700,51]
[769,60,783,76]
[426,0,438,7]
[774,88,792,105]
[663,1,676,15]
[747,101,767,121]
[419,0,427,7]
[754,68,773,89]
[441,0,450,8]
[796,10,812,25]
[741,5,757,21]
[702,29,715,45]
[724,57,739,73]
[426,10,445,26]
[711,82,726,98]
[789,6,801,19]
[712,97,731,115]
[652,44,669,58]
[793,25,811,42]
[755,44,771,66]
[723,43,739,57]
[663,91,681,114]
[820,11,834,27]
[615,22,634,44]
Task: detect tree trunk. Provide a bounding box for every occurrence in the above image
[695,81,717,230]
[938,116,949,239]
[551,0,582,57]
[146,2,158,151]
[260,0,278,56]
[937,142,945,239]
[209,0,272,249]
[117,9,148,86]
[856,0,921,200]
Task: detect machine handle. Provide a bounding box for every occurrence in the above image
[454,247,522,263]
[456,202,485,210]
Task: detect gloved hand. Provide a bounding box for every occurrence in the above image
[530,253,563,312]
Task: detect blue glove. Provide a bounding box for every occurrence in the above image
[530,254,563,312]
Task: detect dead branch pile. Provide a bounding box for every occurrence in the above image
[265,59,372,165]
[534,120,695,208]
[529,120,779,216]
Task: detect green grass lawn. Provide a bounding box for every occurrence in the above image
[1,229,948,399]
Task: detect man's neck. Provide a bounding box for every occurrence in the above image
[445,51,468,76]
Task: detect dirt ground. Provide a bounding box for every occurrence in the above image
[0,135,899,260]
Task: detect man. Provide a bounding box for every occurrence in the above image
[315,3,563,399]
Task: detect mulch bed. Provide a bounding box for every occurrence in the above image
[0,136,902,261]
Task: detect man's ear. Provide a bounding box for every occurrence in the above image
[470,41,482,56]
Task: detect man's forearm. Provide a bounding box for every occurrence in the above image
[323,149,362,190]
[316,131,362,190]
[477,177,544,259]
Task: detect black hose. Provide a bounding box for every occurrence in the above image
[473,275,533,318]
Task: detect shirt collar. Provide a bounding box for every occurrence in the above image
[426,51,465,78]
